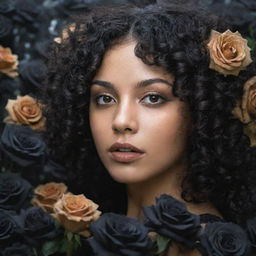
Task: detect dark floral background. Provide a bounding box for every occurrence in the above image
[0,0,256,255]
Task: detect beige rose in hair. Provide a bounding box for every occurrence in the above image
[0,46,18,78]
[31,182,68,213]
[207,29,252,76]
[233,76,256,146]
[53,193,101,237]
[4,95,45,130]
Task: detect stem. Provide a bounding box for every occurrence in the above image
[66,239,73,256]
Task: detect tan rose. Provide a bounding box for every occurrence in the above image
[0,46,18,78]
[207,29,252,76]
[233,76,256,146]
[31,182,68,213]
[53,193,101,237]
[4,95,45,130]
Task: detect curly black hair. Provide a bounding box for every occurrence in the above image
[42,1,256,224]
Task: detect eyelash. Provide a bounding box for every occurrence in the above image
[94,93,167,106]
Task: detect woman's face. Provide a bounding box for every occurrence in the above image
[89,41,190,184]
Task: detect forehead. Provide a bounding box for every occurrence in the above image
[93,40,174,85]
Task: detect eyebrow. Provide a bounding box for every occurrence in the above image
[90,78,173,89]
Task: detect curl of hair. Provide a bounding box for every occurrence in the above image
[42,3,256,222]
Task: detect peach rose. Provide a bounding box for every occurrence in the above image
[207,29,252,76]
[53,193,101,237]
[233,76,256,146]
[31,182,68,213]
[4,95,45,130]
[0,46,18,78]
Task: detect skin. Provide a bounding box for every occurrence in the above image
[89,40,220,256]
[89,39,190,208]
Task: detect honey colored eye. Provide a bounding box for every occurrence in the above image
[141,94,166,105]
[95,95,115,105]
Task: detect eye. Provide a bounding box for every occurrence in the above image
[95,94,115,105]
[141,94,166,105]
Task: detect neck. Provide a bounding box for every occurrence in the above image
[126,161,222,219]
[126,162,185,218]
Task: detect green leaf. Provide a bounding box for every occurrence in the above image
[74,234,81,247]
[41,240,61,256]
[59,237,68,253]
[66,231,74,242]
[156,235,171,255]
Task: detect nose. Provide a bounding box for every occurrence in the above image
[112,99,138,134]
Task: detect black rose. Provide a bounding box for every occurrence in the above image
[56,0,90,17]
[88,213,153,256]
[19,59,47,95]
[0,124,46,167]
[199,222,250,256]
[246,217,256,249]
[22,206,63,247]
[0,0,14,14]
[0,243,34,256]
[13,0,40,24]
[0,15,13,45]
[43,159,68,182]
[0,172,32,211]
[0,210,22,245]
[142,194,201,248]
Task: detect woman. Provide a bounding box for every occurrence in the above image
[43,1,256,255]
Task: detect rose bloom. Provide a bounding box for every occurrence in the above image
[4,95,45,130]
[207,29,252,76]
[0,46,18,78]
[31,182,67,213]
[53,193,101,237]
[233,76,256,146]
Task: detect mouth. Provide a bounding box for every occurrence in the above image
[108,142,145,163]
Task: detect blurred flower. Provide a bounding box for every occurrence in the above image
[207,29,252,76]
[233,76,256,146]
[0,124,46,167]
[0,210,22,245]
[143,194,201,248]
[0,242,34,256]
[53,193,101,237]
[0,0,15,14]
[13,0,40,25]
[32,182,68,213]
[0,172,32,211]
[246,216,256,249]
[4,95,45,130]
[0,46,18,78]
[199,222,250,256]
[0,15,13,46]
[21,207,63,247]
[88,213,154,256]
[19,59,47,95]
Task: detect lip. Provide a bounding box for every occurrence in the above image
[109,142,145,163]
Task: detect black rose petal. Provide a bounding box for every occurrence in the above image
[1,242,34,256]
[0,210,22,245]
[22,206,63,247]
[0,15,13,45]
[19,59,47,95]
[0,0,14,14]
[246,217,256,249]
[143,194,201,248]
[43,159,68,182]
[199,222,250,256]
[88,213,153,256]
[0,172,32,211]
[0,124,46,168]
[13,0,40,24]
